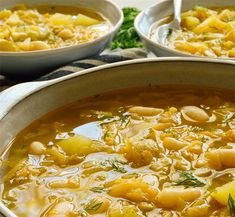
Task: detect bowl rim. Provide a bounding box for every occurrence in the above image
[0,0,124,56]
[134,0,235,60]
[0,56,234,120]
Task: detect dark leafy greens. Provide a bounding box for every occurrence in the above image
[110,7,144,49]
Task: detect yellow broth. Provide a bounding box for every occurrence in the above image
[0,85,235,217]
[0,4,111,52]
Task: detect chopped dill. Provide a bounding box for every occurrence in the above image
[174,172,206,188]
[90,186,105,193]
[85,199,103,211]
[120,115,130,128]
[228,194,235,217]
[100,159,127,173]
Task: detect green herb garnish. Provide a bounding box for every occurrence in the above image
[85,199,103,211]
[100,159,127,173]
[120,114,130,128]
[90,186,105,193]
[228,194,235,217]
[110,7,144,49]
[174,172,206,187]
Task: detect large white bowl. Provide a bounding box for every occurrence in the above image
[0,58,235,216]
[0,0,123,76]
[135,0,235,59]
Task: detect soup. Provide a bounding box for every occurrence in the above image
[0,86,235,217]
[0,4,111,52]
[150,6,235,58]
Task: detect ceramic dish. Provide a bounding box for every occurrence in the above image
[0,58,235,216]
[135,0,235,59]
[0,0,123,76]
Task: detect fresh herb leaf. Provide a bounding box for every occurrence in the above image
[174,172,206,187]
[110,7,144,49]
[167,28,173,38]
[100,159,127,173]
[228,194,235,217]
[120,115,130,128]
[85,199,103,211]
[90,186,105,193]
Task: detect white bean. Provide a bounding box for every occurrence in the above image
[181,106,209,122]
[29,141,46,155]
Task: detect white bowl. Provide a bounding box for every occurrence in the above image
[135,0,235,59]
[0,0,123,76]
[0,57,235,216]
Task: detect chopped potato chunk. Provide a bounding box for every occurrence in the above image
[106,178,158,203]
[57,135,110,156]
[211,180,235,205]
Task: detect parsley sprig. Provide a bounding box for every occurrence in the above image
[110,8,144,49]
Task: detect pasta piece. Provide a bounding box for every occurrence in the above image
[205,149,235,169]
[128,106,163,116]
[157,187,201,209]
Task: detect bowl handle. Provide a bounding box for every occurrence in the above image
[0,81,46,120]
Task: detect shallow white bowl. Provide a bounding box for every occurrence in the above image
[135,0,235,59]
[0,57,235,216]
[0,0,123,76]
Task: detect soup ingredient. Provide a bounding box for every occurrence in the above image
[1,86,235,216]
[106,178,158,203]
[125,137,158,166]
[47,201,75,217]
[110,7,144,49]
[0,4,110,52]
[228,194,235,217]
[163,137,186,150]
[108,201,143,217]
[128,106,163,116]
[181,106,209,122]
[28,141,46,155]
[211,180,235,205]
[206,149,235,169]
[174,172,206,187]
[57,135,111,156]
[157,187,201,209]
[151,6,235,58]
[85,197,110,214]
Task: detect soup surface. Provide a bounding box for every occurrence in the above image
[0,4,111,52]
[150,6,235,58]
[0,86,235,217]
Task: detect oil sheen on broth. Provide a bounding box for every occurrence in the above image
[0,85,235,217]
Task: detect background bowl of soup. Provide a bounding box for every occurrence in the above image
[0,0,123,76]
[0,58,234,216]
[135,0,235,59]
